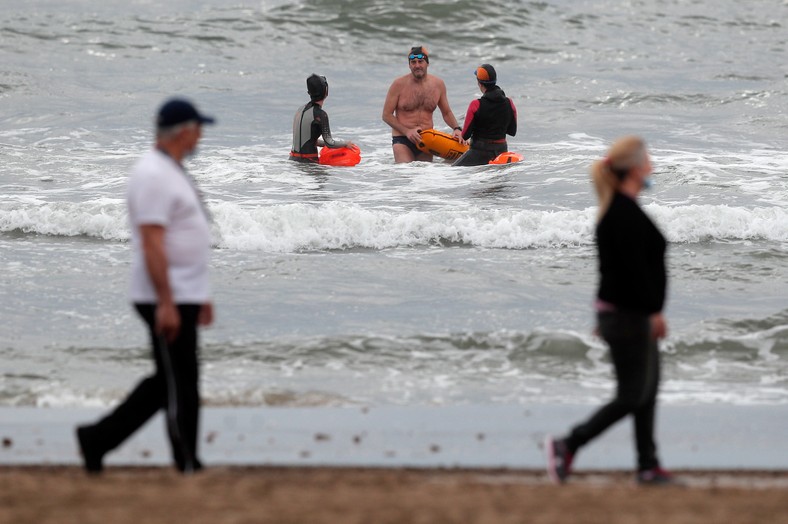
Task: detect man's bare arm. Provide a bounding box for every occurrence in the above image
[382,82,408,135]
[140,224,180,342]
[436,80,464,142]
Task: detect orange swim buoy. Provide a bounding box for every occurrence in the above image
[489,152,524,165]
[319,145,361,166]
[416,129,469,160]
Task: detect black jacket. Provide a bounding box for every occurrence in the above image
[596,192,667,314]
[461,86,517,142]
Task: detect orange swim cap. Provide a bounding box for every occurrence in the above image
[475,64,497,85]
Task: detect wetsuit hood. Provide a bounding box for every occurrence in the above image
[482,85,507,103]
[307,74,328,102]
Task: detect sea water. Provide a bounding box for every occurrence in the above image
[1,0,787,408]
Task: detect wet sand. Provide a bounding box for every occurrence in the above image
[2,466,788,524]
[5,405,788,470]
[3,405,787,523]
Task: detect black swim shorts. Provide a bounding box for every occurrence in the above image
[392,135,423,158]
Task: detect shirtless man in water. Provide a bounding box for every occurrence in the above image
[382,46,465,163]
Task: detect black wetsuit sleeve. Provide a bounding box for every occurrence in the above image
[315,107,348,148]
[507,98,517,137]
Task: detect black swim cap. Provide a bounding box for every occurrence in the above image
[307,74,328,101]
[475,64,497,85]
[408,46,429,63]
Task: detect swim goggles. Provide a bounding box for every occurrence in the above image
[408,53,427,60]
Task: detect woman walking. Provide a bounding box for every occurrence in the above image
[545,136,673,485]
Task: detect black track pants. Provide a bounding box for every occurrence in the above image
[566,311,661,471]
[86,304,202,472]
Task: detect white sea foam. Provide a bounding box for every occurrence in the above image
[646,204,788,244]
[211,202,596,251]
[0,197,128,240]
[2,199,788,251]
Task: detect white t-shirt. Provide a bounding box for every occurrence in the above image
[127,148,211,304]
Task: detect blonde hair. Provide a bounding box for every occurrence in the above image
[591,136,647,218]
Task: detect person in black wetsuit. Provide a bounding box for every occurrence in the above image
[290,74,353,163]
[545,136,675,486]
[453,64,517,166]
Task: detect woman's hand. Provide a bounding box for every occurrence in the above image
[650,312,667,340]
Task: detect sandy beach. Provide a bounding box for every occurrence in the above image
[2,466,788,524]
[1,405,787,522]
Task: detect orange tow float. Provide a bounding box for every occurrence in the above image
[319,144,362,166]
[489,152,524,165]
[416,129,469,161]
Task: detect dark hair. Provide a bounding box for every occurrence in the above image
[306,74,328,101]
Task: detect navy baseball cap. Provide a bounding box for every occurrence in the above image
[156,98,216,129]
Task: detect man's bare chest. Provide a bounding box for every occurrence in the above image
[398,86,439,113]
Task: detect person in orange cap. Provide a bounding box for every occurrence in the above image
[453,64,517,166]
